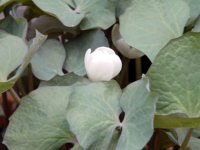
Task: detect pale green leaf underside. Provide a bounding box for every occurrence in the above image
[31,39,65,81]
[4,86,75,150]
[64,30,109,76]
[120,0,190,62]
[148,32,200,118]
[117,78,158,150]
[66,81,122,149]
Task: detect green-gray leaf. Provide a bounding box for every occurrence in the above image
[0,15,28,39]
[64,30,109,76]
[66,81,122,149]
[147,32,200,118]
[0,31,46,94]
[32,0,115,30]
[40,73,90,87]
[31,39,65,81]
[120,0,190,62]
[116,0,133,17]
[183,0,200,26]
[0,31,27,82]
[4,86,75,150]
[73,0,116,30]
[32,0,84,27]
[116,78,158,150]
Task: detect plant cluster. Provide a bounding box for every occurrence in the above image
[0,0,200,150]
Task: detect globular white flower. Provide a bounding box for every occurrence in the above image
[84,47,122,81]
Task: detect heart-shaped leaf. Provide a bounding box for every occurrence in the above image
[0,31,27,93]
[116,78,158,150]
[0,31,27,82]
[66,81,122,149]
[4,86,76,150]
[31,39,66,81]
[148,32,200,118]
[120,0,190,61]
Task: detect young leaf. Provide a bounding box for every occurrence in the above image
[31,39,66,81]
[116,78,158,150]
[66,81,122,149]
[148,32,200,118]
[4,86,76,150]
[120,0,190,62]
[64,30,109,76]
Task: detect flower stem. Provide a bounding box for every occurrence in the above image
[9,88,21,104]
[16,78,26,96]
[135,58,142,80]
[179,128,193,150]
[28,65,34,92]
[116,56,130,88]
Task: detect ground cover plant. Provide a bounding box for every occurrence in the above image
[0,0,200,150]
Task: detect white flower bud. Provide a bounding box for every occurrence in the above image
[84,47,122,81]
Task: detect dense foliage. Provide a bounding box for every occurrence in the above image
[0,0,200,150]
